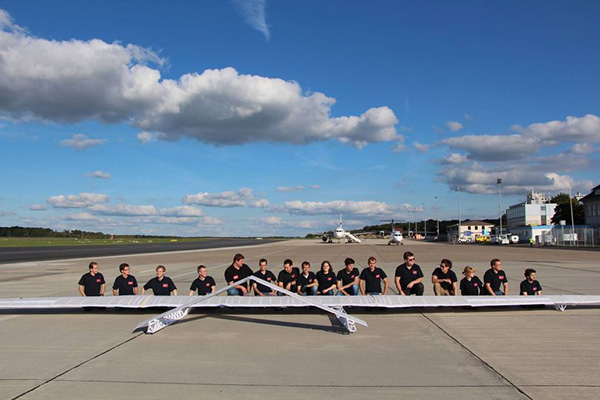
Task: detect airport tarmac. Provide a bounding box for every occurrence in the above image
[1,238,599,399]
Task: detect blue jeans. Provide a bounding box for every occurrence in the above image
[494,290,504,296]
[320,290,334,296]
[337,284,359,296]
[366,292,381,296]
[227,288,244,296]
[300,286,317,296]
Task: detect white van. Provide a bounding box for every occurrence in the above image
[498,234,510,245]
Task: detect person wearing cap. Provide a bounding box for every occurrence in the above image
[112,263,138,296]
[189,265,216,296]
[460,266,484,295]
[78,261,105,296]
[337,257,360,296]
[394,251,424,296]
[431,259,458,296]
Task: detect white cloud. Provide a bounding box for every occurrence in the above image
[88,204,158,216]
[0,8,26,34]
[232,0,270,41]
[64,212,99,221]
[441,134,539,161]
[513,114,600,145]
[60,134,106,150]
[446,121,463,132]
[413,142,430,152]
[278,200,398,216]
[440,153,468,164]
[391,136,406,152]
[47,192,109,208]
[159,205,203,217]
[250,199,270,208]
[309,184,320,190]
[183,188,253,207]
[197,216,224,226]
[568,143,595,155]
[29,204,47,211]
[86,170,111,179]
[0,10,401,149]
[276,185,305,192]
[137,131,158,144]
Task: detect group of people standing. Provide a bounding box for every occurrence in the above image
[77,251,543,297]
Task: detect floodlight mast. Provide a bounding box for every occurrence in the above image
[497,177,503,236]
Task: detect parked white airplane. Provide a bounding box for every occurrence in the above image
[381,219,404,245]
[322,215,362,243]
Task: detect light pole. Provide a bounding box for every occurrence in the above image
[423,202,426,239]
[435,196,439,239]
[569,185,576,247]
[497,177,503,236]
[457,186,462,242]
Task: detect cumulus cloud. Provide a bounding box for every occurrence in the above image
[567,143,595,155]
[446,121,463,132]
[440,153,468,164]
[29,203,47,211]
[159,205,203,217]
[64,212,99,221]
[0,10,400,149]
[512,114,600,145]
[88,204,158,216]
[183,188,253,207]
[60,134,106,150]
[86,170,111,179]
[413,142,430,152]
[441,134,539,161]
[47,193,109,208]
[250,199,270,208]
[232,0,270,41]
[277,200,398,216]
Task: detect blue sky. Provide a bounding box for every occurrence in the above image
[0,0,599,236]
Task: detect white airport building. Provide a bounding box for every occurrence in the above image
[506,191,557,229]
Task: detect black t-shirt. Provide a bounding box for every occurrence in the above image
[143,276,176,296]
[78,272,105,296]
[337,267,360,286]
[432,267,458,291]
[484,268,508,293]
[315,270,336,293]
[189,276,216,295]
[460,276,483,295]
[360,267,387,294]
[520,279,542,295]
[395,263,424,290]
[278,267,300,292]
[297,272,316,291]
[112,274,138,296]
[253,270,277,293]
[224,264,253,288]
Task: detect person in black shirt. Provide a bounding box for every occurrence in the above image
[520,268,542,295]
[253,258,277,296]
[337,257,360,296]
[112,263,138,296]
[315,260,336,295]
[394,251,424,296]
[189,265,216,296]
[460,266,484,295]
[484,258,508,296]
[359,256,388,295]
[297,261,317,295]
[277,259,300,294]
[78,261,105,296]
[224,253,253,296]
[142,265,177,296]
[431,259,458,296]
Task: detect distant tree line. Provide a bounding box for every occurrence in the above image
[0,226,187,239]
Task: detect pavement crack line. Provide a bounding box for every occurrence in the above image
[11,333,143,400]
[420,312,533,400]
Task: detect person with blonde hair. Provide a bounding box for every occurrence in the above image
[460,266,483,295]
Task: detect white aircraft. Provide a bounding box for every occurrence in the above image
[381,219,404,245]
[322,215,362,243]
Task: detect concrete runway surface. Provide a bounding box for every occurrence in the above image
[1,238,599,399]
